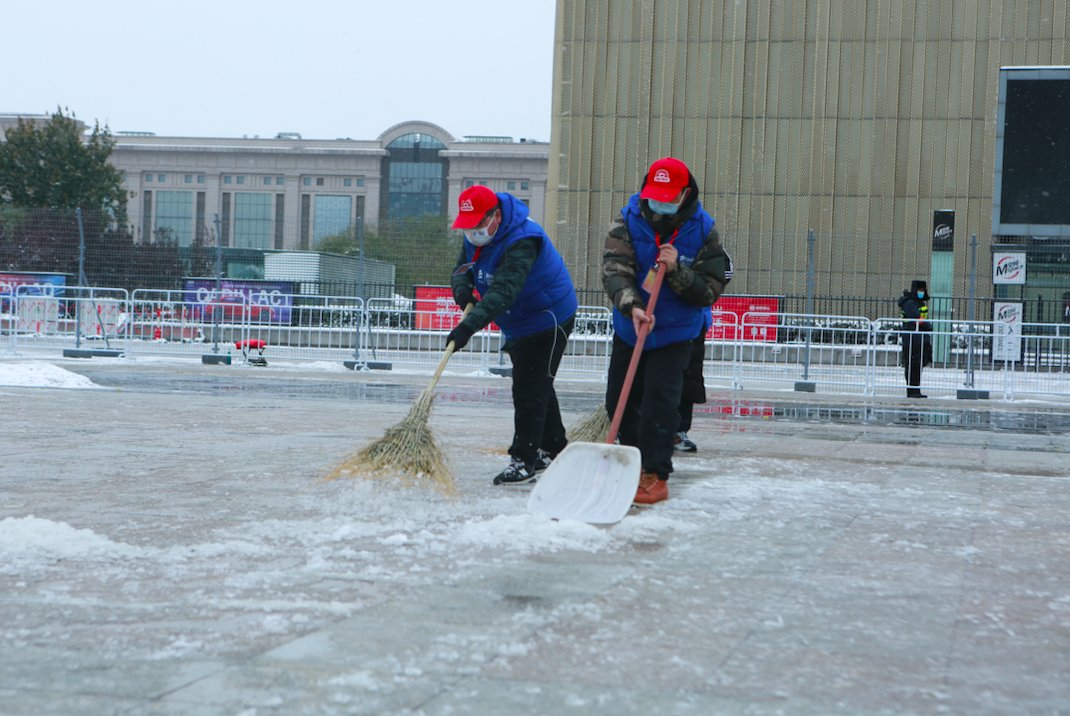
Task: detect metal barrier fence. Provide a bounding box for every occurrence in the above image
[3,286,1069,401]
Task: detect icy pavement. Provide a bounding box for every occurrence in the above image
[1,358,1069,715]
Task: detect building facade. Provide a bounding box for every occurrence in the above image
[547,0,1070,312]
[104,120,548,250]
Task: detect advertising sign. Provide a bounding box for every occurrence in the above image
[709,295,780,342]
[413,286,498,331]
[182,279,295,323]
[932,209,955,252]
[992,252,1027,284]
[992,301,1023,361]
[1,272,67,312]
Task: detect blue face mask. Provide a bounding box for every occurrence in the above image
[917,291,925,299]
[647,198,683,215]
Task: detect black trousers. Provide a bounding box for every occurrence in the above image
[677,333,708,433]
[902,333,925,388]
[506,317,574,464]
[605,335,691,479]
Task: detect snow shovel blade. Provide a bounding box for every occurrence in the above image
[527,442,641,524]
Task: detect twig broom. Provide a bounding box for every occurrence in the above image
[323,307,471,494]
[565,404,611,443]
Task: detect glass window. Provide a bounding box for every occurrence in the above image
[154,191,194,246]
[224,176,232,185]
[356,177,364,187]
[383,133,447,220]
[197,175,205,184]
[158,174,166,182]
[184,175,193,184]
[313,195,352,244]
[507,181,516,190]
[145,174,153,183]
[387,132,446,149]
[263,177,271,186]
[233,193,274,249]
[276,176,284,185]
[521,181,529,190]
[344,178,352,187]
[316,177,324,186]
[303,177,311,186]
[236,175,245,185]
[387,161,444,218]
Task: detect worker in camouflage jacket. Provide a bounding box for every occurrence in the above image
[602,157,733,505]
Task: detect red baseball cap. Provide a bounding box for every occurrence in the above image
[639,157,691,202]
[452,185,499,229]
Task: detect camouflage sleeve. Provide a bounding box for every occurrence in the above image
[459,237,539,333]
[601,217,645,315]
[665,227,733,306]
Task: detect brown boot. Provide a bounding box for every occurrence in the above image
[633,470,668,505]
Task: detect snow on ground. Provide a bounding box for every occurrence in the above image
[2,358,1069,713]
[0,360,101,389]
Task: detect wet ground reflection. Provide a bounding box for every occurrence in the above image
[77,368,1070,436]
[694,398,1070,435]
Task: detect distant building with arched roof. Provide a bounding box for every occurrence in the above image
[100,120,548,250]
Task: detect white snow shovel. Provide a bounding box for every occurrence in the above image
[528,263,666,524]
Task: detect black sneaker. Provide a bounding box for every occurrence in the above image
[674,432,697,452]
[493,457,537,485]
[533,449,553,474]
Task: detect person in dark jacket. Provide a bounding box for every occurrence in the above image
[898,279,932,398]
[674,306,712,453]
[602,157,732,504]
[448,185,578,485]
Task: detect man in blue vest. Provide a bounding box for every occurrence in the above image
[447,185,578,485]
[602,157,733,504]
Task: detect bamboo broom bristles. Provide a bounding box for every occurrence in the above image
[322,307,472,495]
[565,403,611,444]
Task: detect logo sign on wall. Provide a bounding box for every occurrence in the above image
[992,301,1023,362]
[992,252,1027,284]
[932,209,955,252]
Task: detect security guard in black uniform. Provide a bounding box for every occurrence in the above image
[897,280,932,398]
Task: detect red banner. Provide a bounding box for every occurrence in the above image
[708,295,780,342]
[413,286,499,331]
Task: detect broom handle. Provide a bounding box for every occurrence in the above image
[606,263,666,444]
[425,303,474,392]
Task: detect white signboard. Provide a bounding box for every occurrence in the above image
[992,301,1023,361]
[992,252,1027,284]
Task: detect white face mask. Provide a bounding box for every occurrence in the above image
[464,226,493,246]
[464,213,497,246]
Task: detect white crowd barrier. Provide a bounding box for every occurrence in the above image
[2,286,1069,401]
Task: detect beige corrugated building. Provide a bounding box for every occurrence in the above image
[547,0,1070,304]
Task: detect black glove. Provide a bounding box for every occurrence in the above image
[453,286,475,310]
[447,323,474,351]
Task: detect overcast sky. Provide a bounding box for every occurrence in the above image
[7,1,556,142]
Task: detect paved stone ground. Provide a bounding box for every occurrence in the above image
[1,360,1069,715]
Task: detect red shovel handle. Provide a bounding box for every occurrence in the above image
[605,263,666,444]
